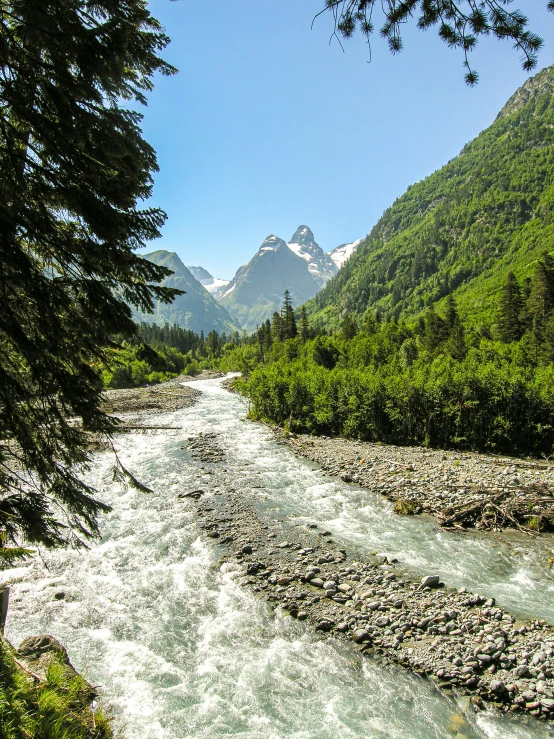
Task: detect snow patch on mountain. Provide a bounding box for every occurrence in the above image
[188,265,230,296]
[219,283,236,298]
[329,239,362,269]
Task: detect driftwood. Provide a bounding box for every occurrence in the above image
[483,458,552,471]
[437,483,554,533]
[146,389,186,397]
[117,425,182,431]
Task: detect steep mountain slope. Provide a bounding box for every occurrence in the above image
[187,265,229,296]
[219,234,323,332]
[304,64,554,328]
[137,251,238,334]
[287,226,338,285]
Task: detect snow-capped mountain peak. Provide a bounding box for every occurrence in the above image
[258,235,286,253]
[287,225,337,287]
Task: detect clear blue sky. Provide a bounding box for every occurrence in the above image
[142,0,554,279]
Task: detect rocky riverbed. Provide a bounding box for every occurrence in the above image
[100,371,224,417]
[177,428,554,726]
[282,433,554,534]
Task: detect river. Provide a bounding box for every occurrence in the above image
[2,377,553,738]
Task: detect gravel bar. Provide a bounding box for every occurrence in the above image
[188,482,554,725]
[282,433,554,534]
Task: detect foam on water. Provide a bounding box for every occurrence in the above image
[2,377,552,738]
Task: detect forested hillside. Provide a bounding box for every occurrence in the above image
[305,65,554,330]
[223,250,554,457]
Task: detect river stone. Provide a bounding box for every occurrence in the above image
[18,635,69,662]
[521,690,536,702]
[241,545,253,554]
[376,617,390,627]
[477,654,492,663]
[353,629,370,643]
[418,616,433,629]
[337,583,351,593]
[490,680,507,695]
[540,698,554,709]
[421,575,440,588]
[316,620,334,632]
[311,578,324,588]
[323,580,336,590]
[367,601,381,611]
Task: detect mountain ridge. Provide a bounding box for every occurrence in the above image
[137,250,239,334]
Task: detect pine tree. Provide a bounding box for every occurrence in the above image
[443,295,465,359]
[299,307,310,342]
[341,313,358,340]
[362,310,380,335]
[497,272,523,343]
[270,312,283,343]
[527,252,554,330]
[0,2,180,553]
[423,305,445,353]
[281,290,297,340]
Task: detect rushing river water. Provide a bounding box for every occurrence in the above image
[2,377,554,738]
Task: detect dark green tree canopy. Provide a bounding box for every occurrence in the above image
[0,0,179,555]
[497,271,523,343]
[319,0,551,84]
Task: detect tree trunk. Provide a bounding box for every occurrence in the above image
[0,586,9,634]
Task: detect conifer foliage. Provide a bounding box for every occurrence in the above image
[497,272,523,343]
[320,0,550,84]
[0,2,178,553]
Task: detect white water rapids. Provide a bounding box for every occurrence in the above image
[2,377,553,738]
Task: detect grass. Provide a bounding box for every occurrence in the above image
[0,638,114,739]
[394,498,417,516]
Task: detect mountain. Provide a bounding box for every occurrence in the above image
[304,64,554,329]
[187,265,229,296]
[287,226,338,285]
[218,233,326,333]
[329,239,362,269]
[137,251,239,334]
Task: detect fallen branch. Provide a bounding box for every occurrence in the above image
[117,425,182,430]
[14,657,42,682]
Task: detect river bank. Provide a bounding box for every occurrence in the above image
[0,633,113,737]
[281,432,554,534]
[186,429,554,724]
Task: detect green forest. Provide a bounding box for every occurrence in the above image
[108,251,554,458]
